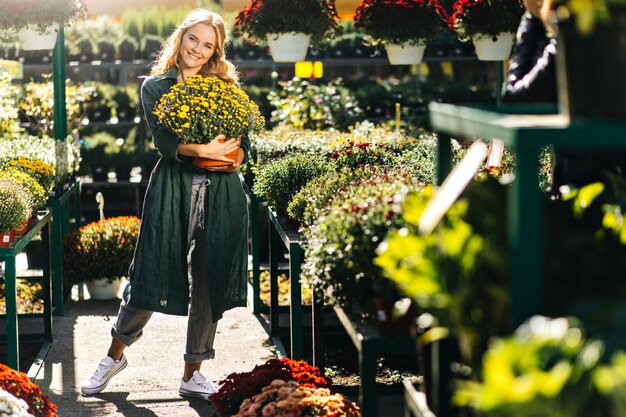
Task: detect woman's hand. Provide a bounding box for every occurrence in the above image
[203,148,244,173]
[540,0,556,34]
[524,0,542,17]
[177,134,240,161]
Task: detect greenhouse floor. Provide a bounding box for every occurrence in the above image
[32,292,404,416]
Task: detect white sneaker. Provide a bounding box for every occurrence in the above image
[81,355,128,395]
[179,370,218,400]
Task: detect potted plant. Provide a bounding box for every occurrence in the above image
[0,178,30,248]
[550,0,626,119]
[353,0,450,65]
[62,216,140,299]
[449,0,524,61]
[0,0,87,51]
[234,0,341,62]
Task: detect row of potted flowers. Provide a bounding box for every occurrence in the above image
[249,121,626,415]
[234,0,525,64]
[0,157,55,247]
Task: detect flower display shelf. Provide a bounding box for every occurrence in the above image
[267,205,306,360]
[46,178,81,316]
[320,304,418,417]
[0,210,52,373]
[428,102,626,328]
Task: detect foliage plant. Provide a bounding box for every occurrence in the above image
[0,0,87,36]
[0,363,58,417]
[449,0,525,40]
[62,216,140,283]
[153,75,264,144]
[329,140,396,170]
[288,165,399,225]
[233,379,361,417]
[392,139,438,185]
[210,358,330,416]
[555,0,626,35]
[302,173,421,321]
[375,176,510,363]
[0,168,47,211]
[251,153,330,215]
[268,77,363,131]
[0,178,30,233]
[353,0,450,45]
[455,315,609,417]
[19,77,96,138]
[1,158,55,195]
[0,72,21,137]
[233,0,342,46]
[542,177,626,351]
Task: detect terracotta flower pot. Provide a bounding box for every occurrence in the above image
[13,214,34,237]
[0,229,15,248]
[192,139,239,168]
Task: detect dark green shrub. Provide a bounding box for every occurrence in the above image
[140,34,163,61]
[301,173,421,322]
[288,165,413,225]
[252,153,330,216]
[96,39,116,62]
[117,37,138,62]
[392,137,437,185]
[62,216,140,284]
[69,37,95,62]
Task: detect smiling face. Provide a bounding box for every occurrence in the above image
[178,22,217,76]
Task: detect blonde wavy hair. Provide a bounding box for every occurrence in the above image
[150,8,239,85]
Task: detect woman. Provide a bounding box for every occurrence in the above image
[81,9,250,400]
[504,0,625,190]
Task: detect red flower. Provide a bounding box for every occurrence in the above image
[210,358,330,415]
[353,0,449,44]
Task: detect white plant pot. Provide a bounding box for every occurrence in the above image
[384,42,426,65]
[85,277,124,300]
[471,32,515,61]
[266,32,311,62]
[19,23,59,51]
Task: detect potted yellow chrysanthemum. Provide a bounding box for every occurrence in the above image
[153,75,265,168]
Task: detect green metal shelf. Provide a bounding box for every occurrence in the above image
[0,211,53,371]
[429,103,626,328]
[267,206,304,360]
[47,178,81,316]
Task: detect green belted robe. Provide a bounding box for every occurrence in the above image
[127,66,249,320]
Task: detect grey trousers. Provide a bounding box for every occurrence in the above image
[111,178,218,363]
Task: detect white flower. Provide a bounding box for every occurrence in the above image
[0,389,34,417]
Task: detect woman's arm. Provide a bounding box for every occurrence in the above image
[141,78,184,161]
[178,136,240,161]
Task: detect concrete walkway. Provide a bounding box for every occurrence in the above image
[33,298,279,417]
